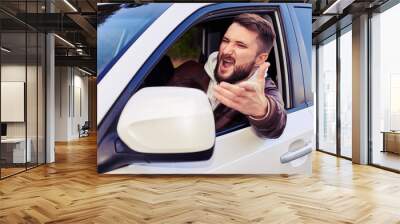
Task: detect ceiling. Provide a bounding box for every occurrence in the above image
[310,0,392,44]
[0,0,96,73]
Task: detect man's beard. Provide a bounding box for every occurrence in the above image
[214,54,256,84]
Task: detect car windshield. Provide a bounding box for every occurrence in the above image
[97,3,171,76]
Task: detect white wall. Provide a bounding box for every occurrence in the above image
[1,65,26,138]
[1,64,40,138]
[73,73,89,137]
[1,63,46,163]
[55,66,69,141]
[54,66,89,141]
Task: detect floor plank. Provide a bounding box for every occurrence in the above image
[1,134,400,223]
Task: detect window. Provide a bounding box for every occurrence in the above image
[317,35,337,155]
[137,10,288,135]
[167,27,202,68]
[315,23,354,160]
[0,1,46,179]
[339,26,352,158]
[294,6,312,61]
[97,3,171,76]
[370,3,400,171]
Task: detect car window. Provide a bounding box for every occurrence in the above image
[138,11,288,135]
[166,27,202,68]
[293,6,312,65]
[97,3,171,76]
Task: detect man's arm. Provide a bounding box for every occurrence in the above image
[247,78,287,138]
[213,62,287,138]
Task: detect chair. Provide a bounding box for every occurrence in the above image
[78,121,90,138]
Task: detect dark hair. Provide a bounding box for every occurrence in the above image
[232,13,276,54]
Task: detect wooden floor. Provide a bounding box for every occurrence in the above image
[1,134,400,224]
[373,150,400,171]
[1,163,44,178]
[1,167,26,178]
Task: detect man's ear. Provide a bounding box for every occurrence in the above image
[255,52,268,66]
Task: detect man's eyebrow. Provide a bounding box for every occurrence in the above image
[222,37,248,46]
[235,40,248,46]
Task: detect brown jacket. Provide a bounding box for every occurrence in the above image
[168,60,287,138]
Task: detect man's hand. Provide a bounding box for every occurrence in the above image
[213,62,270,118]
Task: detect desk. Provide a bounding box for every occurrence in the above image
[381,131,400,154]
[1,138,31,163]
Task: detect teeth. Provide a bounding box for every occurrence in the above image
[222,58,234,65]
[223,59,233,63]
[222,61,231,67]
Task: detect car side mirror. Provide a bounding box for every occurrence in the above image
[117,87,215,154]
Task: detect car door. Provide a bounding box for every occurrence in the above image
[180,4,313,174]
[97,3,313,174]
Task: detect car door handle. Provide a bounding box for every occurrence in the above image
[280,143,313,164]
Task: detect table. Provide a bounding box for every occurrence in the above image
[381,131,400,154]
[1,138,31,163]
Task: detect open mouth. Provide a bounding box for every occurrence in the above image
[220,57,235,70]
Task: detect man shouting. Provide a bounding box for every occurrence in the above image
[169,13,287,138]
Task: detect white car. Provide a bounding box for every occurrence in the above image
[97,3,314,174]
